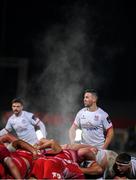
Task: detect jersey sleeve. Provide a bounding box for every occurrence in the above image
[73,111,81,128]
[25,111,39,125]
[31,115,40,125]
[5,119,13,132]
[131,158,136,177]
[102,113,113,130]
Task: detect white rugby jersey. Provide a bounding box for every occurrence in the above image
[97,149,118,178]
[74,107,112,148]
[131,157,136,178]
[4,111,41,145]
[82,149,117,178]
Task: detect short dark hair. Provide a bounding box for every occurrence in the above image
[116,153,131,164]
[11,97,24,105]
[84,88,98,97]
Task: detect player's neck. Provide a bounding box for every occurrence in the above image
[88,104,98,112]
[15,111,22,117]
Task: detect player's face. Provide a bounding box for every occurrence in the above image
[12,102,23,116]
[83,92,96,107]
[116,163,130,175]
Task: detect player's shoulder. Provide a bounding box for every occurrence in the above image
[97,107,107,113]
[79,107,88,113]
[8,113,15,121]
[131,156,136,164]
[22,111,33,115]
[105,149,118,157]
[76,108,88,117]
[97,107,109,116]
[23,110,33,116]
[131,157,136,175]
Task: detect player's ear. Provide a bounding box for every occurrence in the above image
[92,95,97,102]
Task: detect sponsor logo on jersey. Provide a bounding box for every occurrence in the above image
[81,115,86,119]
[94,115,99,121]
[82,122,98,131]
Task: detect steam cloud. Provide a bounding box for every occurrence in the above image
[26,3,100,143]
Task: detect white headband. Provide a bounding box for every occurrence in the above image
[116,161,131,166]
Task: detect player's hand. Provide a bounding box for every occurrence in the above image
[32,150,39,159]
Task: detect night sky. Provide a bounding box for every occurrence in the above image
[0,0,136,114]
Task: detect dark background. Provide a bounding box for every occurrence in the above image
[0,0,135,115]
[0,0,136,150]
